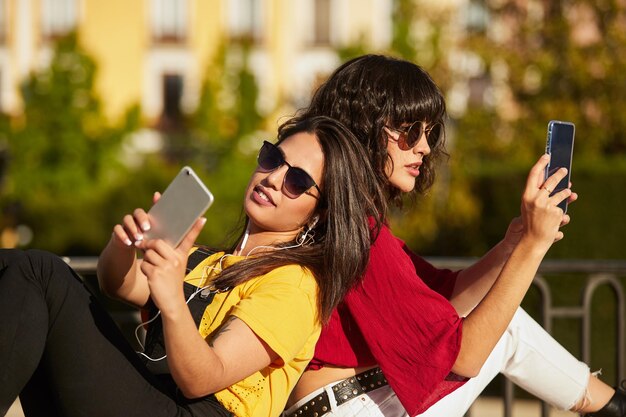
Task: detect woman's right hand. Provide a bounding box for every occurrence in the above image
[519,154,572,252]
[111,192,161,248]
[99,192,162,306]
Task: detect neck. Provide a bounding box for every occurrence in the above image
[235,226,300,257]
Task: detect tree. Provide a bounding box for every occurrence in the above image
[453,0,626,258]
[157,40,266,248]
[2,33,137,253]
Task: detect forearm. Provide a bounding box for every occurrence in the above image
[452,237,546,377]
[450,239,516,316]
[97,237,147,306]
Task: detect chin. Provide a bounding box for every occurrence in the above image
[400,181,416,193]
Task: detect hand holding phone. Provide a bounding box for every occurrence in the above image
[144,166,214,247]
[544,120,575,213]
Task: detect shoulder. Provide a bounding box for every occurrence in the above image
[371,223,404,252]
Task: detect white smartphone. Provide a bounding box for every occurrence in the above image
[545,120,575,213]
[144,166,214,247]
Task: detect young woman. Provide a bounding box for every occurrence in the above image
[0,116,382,417]
[283,55,625,417]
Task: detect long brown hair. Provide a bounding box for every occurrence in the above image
[209,116,382,323]
[293,54,448,213]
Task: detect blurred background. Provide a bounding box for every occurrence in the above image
[0,0,625,415]
[1,0,625,258]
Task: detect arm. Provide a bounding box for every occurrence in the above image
[451,194,576,317]
[138,218,286,398]
[449,220,520,317]
[97,208,152,307]
[162,311,278,398]
[451,155,572,377]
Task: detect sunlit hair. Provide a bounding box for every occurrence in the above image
[293,54,448,211]
[209,116,382,324]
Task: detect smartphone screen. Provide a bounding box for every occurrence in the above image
[545,120,575,212]
[144,166,214,247]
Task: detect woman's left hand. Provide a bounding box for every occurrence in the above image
[503,178,578,249]
[138,217,207,314]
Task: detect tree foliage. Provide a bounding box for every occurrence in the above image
[1,34,138,253]
[0,34,268,254]
[388,0,626,258]
[160,40,265,249]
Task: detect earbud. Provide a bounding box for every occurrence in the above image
[297,215,319,245]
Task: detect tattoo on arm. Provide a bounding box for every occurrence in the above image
[209,316,238,347]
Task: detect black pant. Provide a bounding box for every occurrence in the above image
[0,249,230,417]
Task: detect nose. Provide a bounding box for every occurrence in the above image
[413,132,431,156]
[264,164,288,191]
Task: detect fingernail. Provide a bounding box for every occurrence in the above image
[141,222,151,231]
[124,238,132,246]
[200,217,207,225]
[135,234,143,241]
[543,153,550,159]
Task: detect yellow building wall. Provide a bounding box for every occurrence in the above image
[79,0,223,123]
[190,0,223,78]
[79,0,146,123]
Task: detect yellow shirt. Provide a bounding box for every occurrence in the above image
[184,250,321,417]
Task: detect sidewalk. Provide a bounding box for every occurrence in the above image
[8,397,578,416]
[468,397,576,416]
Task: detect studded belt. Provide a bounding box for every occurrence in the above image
[286,367,388,417]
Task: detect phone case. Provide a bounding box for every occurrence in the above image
[545,120,575,212]
[144,166,214,247]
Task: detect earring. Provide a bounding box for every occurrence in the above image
[297,217,318,245]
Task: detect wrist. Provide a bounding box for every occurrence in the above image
[515,235,551,260]
[499,238,518,255]
[156,294,188,320]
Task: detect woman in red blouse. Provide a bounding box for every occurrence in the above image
[283,55,625,417]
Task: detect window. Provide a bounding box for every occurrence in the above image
[313,0,331,45]
[151,0,188,43]
[157,73,184,131]
[226,0,263,43]
[41,0,78,39]
[0,0,6,44]
[465,0,489,34]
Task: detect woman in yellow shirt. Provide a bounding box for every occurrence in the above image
[0,116,381,417]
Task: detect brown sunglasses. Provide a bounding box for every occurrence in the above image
[384,121,443,151]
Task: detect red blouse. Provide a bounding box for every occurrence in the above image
[310,223,466,416]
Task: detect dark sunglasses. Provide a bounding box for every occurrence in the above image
[257,140,321,199]
[384,121,443,151]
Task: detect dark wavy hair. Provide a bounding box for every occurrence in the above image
[292,54,448,213]
[210,116,382,324]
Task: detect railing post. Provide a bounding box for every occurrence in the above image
[582,274,626,383]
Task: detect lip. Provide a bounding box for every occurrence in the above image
[405,162,422,177]
[252,185,276,206]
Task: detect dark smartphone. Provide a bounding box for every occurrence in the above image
[544,120,575,213]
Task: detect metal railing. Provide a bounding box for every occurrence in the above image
[66,256,626,417]
[427,258,626,417]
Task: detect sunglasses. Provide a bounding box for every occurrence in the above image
[384,121,443,151]
[257,140,321,199]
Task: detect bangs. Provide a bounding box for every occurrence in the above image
[383,60,446,126]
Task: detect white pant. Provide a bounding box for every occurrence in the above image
[286,308,590,417]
